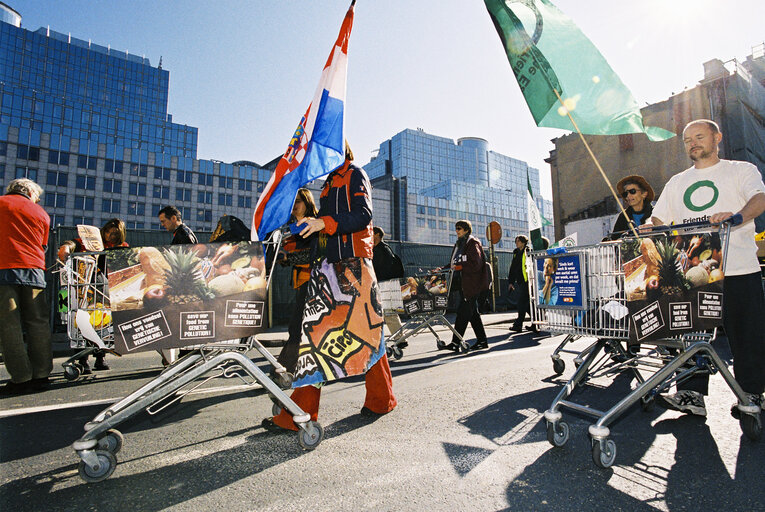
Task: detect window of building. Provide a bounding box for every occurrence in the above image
[417,217,425,227]
[44,192,66,208]
[197,191,212,204]
[102,199,121,213]
[219,176,233,188]
[0,142,6,156]
[49,213,65,227]
[126,221,145,229]
[154,167,171,180]
[103,178,122,194]
[72,216,95,226]
[238,179,253,191]
[175,188,191,202]
[129,182,146,196]
[74,196,94,211]
[428,219,437,229]
[153,184,169,199]
[127,201,145,216]
[417,205,426,214]
[196,209,212,223]
[75,175,96,190]
[198,173,214,187]
[129,163,147,177]
[47,170,68,187]
[238,196,252,208]
[177,170,194,183]
[15,167,37,181]
[218,193,233,206]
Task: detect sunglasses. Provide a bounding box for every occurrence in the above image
[621,188,641,198]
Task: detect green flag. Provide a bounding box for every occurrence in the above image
[527,172,545,250]
[484,0,675,141]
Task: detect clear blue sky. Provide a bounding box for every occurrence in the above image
[11,0,765,199]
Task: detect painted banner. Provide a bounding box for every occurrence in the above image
[106,242,268,354]
[621,232,724,343]
[534,252,586,309]
[400,272,449,315]
[292,257,385,388]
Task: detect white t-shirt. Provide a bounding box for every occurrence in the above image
[652,159,765,276]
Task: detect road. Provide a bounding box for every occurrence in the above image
[1,313,763,511]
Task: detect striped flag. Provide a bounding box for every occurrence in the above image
[251,1,355,240]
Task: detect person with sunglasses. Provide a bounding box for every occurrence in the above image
[611,175,655,239]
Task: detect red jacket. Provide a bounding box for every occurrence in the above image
[0,193,49,270]
[318,162,374,263]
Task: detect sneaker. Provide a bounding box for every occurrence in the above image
[93,359,110,371]
[471,340,489,351]
[730,393,764,420]
[658,390,707,417]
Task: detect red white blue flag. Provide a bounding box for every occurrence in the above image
[251,1,355,240]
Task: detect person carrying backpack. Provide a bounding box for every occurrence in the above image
[372,226,404,281]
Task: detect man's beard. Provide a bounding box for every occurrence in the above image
[689,148,713,161]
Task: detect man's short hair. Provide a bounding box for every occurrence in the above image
[515,235,528,245]
[455,219,472,235]
[6,178,43,200]
[373,226,385,238]
[158,205,182,221]
[683,119,720,136]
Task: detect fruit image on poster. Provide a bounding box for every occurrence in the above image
[621,232,724,343]
[292,258,385,388]
[106,242,268,354]
[400,272,449,315]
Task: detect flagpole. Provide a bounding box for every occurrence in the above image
[550,88,640,239]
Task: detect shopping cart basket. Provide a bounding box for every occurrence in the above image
[383,269,467,360]
[530,219,762,468]
[71,231,324,483]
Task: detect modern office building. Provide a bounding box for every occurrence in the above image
[364,128,554,249]
[0,5,272,233]
[1,5,553,247]
[547,44,765,242]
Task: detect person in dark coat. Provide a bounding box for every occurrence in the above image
[611,175,654,238]
[508,235,536,332]
[372,226,402,281]
[445,220,489,351]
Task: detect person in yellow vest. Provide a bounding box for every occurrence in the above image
[508,235,537,332]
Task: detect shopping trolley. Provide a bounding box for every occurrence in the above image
[530,219,762,468]
[71,231,324,483]
[57,253,119,381]
[382,269,467,360]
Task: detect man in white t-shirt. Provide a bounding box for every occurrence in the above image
[649,119,765,417]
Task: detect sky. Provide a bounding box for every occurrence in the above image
[10,0,765,199]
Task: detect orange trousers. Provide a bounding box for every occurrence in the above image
[272,353,396,431]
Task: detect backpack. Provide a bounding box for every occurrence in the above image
[391,252,405,279]
[209,215,251,243]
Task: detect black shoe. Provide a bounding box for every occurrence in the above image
[93,359,110,371]
[360,406,389,417]
[444,342,460,352]
[526,326,539,333]
[0,380,32,395]
[510,325,523,332]
[30,377,50,391]
[471,340,489,351]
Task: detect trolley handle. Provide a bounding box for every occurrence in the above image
[648,214,742,233]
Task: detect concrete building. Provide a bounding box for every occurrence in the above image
[546,44,765,243]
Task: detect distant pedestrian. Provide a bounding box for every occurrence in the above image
[508,235,536,333]
[158,205,198,245]
[0,179,52,394]
[372,226,404,281]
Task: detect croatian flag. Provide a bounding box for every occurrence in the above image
[251,1,355,240]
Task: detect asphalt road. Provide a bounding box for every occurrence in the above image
[1,313,764,511]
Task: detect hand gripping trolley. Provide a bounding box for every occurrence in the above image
[530,220,762,468]
[71,232,324,483]
[382,268,467,360]
[57,253,119,381]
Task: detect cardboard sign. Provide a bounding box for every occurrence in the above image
[107,242,268,354]
[77,224,104,252]
[622,232,724,343]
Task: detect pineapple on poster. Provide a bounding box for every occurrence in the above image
[621,232,725,343]
[106,242,268,354]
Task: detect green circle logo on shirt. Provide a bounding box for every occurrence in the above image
[683,180,719,212]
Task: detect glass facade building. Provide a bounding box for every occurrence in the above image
[0,11,272,232]
[364,128,554,249]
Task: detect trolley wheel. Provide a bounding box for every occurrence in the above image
[436,339,447,350]
[97,429,124,454]
[78,449,117,483]
[740,413,763,442]
[64,364,81,381]
[297,421,324,451]
[276,372,294,389]
[640,396,655,412]
[272,402,282,417]
[592,439,617,468]
[546,421,570,447]
[552,358,565,376]
[458,341,470,354]
[392,345,403,360]
[386,346,394,359]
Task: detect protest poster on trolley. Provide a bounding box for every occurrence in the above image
[533,251,586,309]
[106,241,268,354]
[621,231,725,343]
[400,273,449,315]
